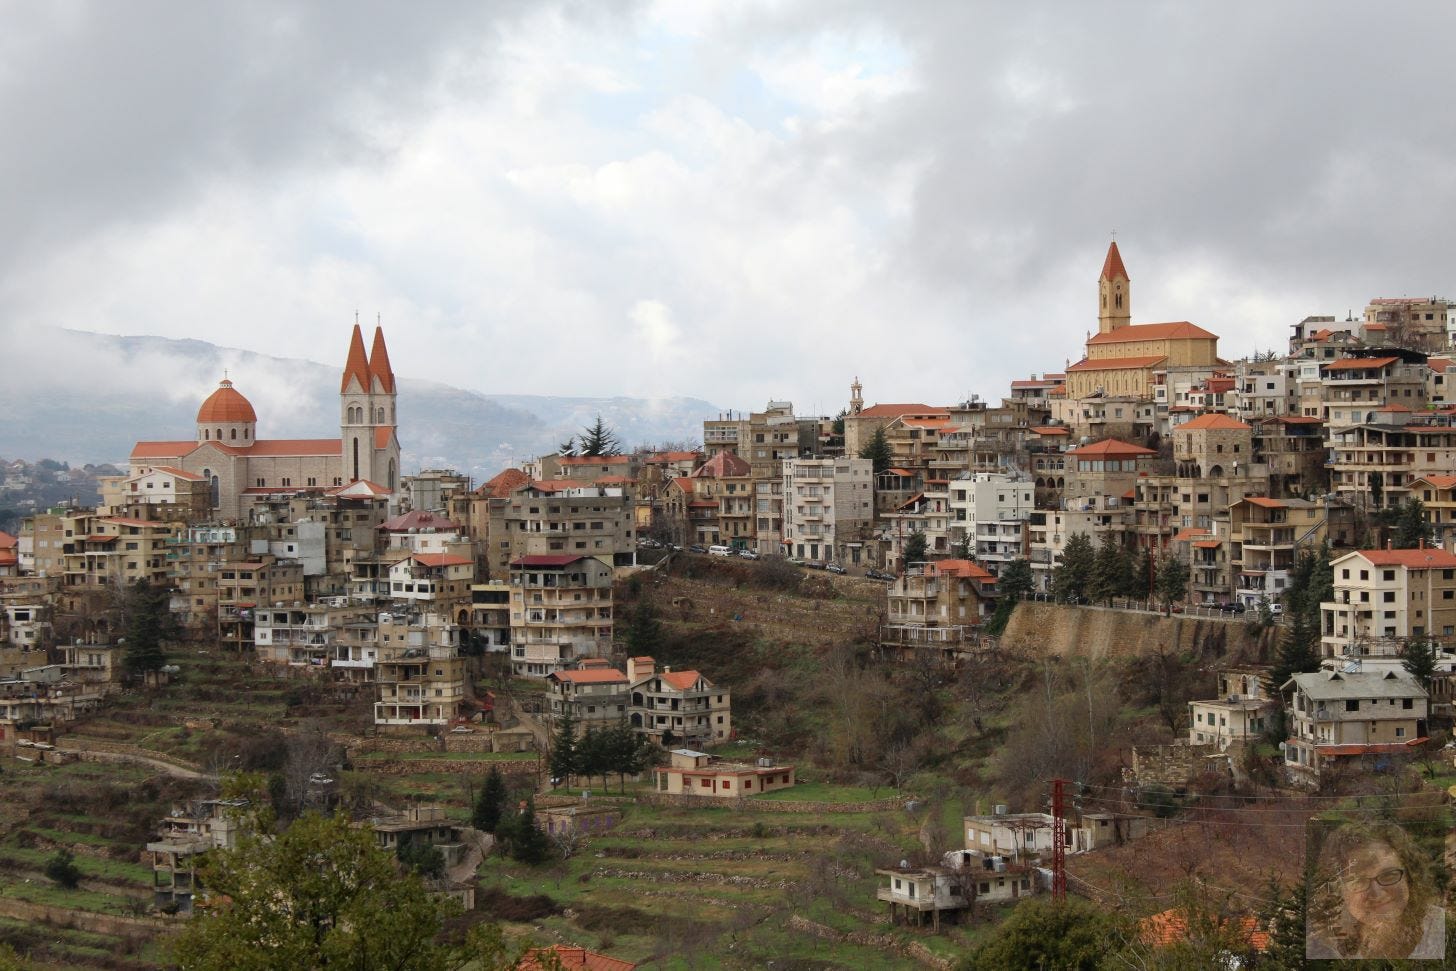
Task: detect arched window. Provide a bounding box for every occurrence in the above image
[244,428,249,440]
[203,429,209,440]
[216,428,222,441]
[352,438,359,482]
[388,459,396,491]
[230,428,236,440]
[376,407,385,424]
[1115,293,1123,309]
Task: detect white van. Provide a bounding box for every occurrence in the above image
[708,545,733,556]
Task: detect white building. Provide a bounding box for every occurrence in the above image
[948,472,1034,571]
[781,456,874,565]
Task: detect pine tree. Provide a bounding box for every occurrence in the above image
[1131,547,1156,600]
[1391,498,1434,549]
[997,559,1033,601]
[1089,534,1127,605]
[1403,635,1438,691]
[624,601,663,657]
[578,415,621,457]
[576,727,608,789]
[1272,607,1320,688]
[858,426,892,474]
[123,578,173,675]
[1256,878,1308,970]
[902,528,929,566]
[557,435,576,456]
[508,797,552,865]
[1155,553,1190,607]
[473,766,508,834]
[548,710,578,788]
[1052,532,1095,603]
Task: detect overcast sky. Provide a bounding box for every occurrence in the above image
[3,1,1454,419]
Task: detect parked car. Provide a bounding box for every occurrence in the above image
[1219,601,1247,613]
[825,563,847,575]
[805,561,827,570]
[737,549,760,560]
[708,545,733,556]
[1267,602,1284,615]
[688,544,708,554]
[786,557,806,566]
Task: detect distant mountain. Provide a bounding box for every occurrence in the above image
[0,329,720,479]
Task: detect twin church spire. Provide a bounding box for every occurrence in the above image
[341,322,395,395]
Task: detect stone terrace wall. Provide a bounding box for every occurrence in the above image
[1001,602,1278,661]
[639,792,908,814]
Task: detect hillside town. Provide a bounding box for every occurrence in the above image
[3,244,1456,967]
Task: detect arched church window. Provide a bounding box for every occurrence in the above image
[216,428,222,441]
[389,459,396,491]
[352,438,360,482]
[1115,293,1123,309]
[230,428,236,440]
[203,429,209,440]
[244,428,249,440]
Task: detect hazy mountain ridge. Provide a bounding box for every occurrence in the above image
[0,329,719,478]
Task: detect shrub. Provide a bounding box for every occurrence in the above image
[44,849,82,889]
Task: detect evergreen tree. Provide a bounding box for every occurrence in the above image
[578,415,621,457]
[1368,471,1384,509]
[858,426,892,475]
[1089,534,1129,605]
[624,601,663,656]
[902,528,929,566]
[1272,608,1320,688]
[1256,878,1308,970]
[1052,532,1095,603]
[472,766,508,834]
[548,710,578,788]
[1391,498,1435,549]
[1131,546,1156,600]
[1403,635,1438,691]
[1155,553,1190,606]
[952,533,973,561]
[123,578,173,675]
[44,848,81,889]
[557,435,576,456]
[508,797,552,865]
[997,559,1034,601]
[576,726,608,788]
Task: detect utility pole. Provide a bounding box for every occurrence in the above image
[1051,777,1067,901]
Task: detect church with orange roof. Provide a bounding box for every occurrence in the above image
[129,325,401,520]
[1064,242,1221,400]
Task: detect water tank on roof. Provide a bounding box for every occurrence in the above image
[994,804,1009,816]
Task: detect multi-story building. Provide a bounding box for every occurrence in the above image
[401,469,473,515]
[1251,416,1328,498]
[1411,475,1456,547]
[626,655,731,746]
[1327,412,1456,509]
[681,451,754,549]
[752,478,785,556]
[1188,666,1277,750]
[1363,296,1453,352]
[469,582,512,652]
[545,659,628,728]
[1232,359,1298,419]
[1318,352,1427,432]
[384,553,475,616]
[1282,669,1428,785]
[879,489,950,572]
[501,482,637,569]
[146,799,249,914]
[947,473,1034,572]
[103,466,212,522]
[217,554,305,651]
[508,554,614,678]
[372,612,469,729]
[781,456,874,565]
[252,601,375,671]
[1227,497,1353,608]
[880,560,998,660]
[1319,548,1456,661]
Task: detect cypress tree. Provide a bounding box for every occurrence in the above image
[548,709,578,788]
[473,766,508,834]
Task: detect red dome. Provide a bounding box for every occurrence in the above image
[197,379,257,424]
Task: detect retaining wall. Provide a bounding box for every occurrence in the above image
[1001,602,1278,661]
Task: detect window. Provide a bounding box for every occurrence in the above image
[1403,698,1414,710]
[1345,700,1359,712]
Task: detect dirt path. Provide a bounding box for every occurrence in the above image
[55,740,212,781]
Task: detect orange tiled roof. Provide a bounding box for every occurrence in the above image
[248,439,342,457]
[1100,240,1128,281]
[410,553,473,568]
[1086,321,1216,344]
[477,468,529,499]
[660,670,708,691]
[1066,438,1157,458]
[328,480,391,498]
[1242,497,1286,509]
[368,325,395,393]
[926,558,996,581]
[1030,426,1070,436]
[1428,357,1452,373]
[0,531,18,550]
[692,450,751,478]
[1139,909,1268,952]
[374,426,394,449]
[1323,356,1400,371]
[149,466,204,481]
[1178,413,1251,431]
[131,440,200,460]
[196,379,257,424]
[519,944,637,971]
[646,451,701,463]
[1413,475,1456,490]
[1193,540,1221,549]
[1172,527,1209,542]
[1064,355,1169,372]
[1357,548,1456,569]
[341,324,371,393]
[561,455,630,466]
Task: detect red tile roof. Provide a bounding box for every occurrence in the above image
[1428,357,1452,373]
[328,480,391,498]
[341,324,371,393]
[1030,426,1070,436]
[131,440,201,460]
[247,439,342,457]
[0,531,16,550]
[1066,439,1157,458]
[1139,909,1268,952]
[855,403,948,419]
[477,468,529,499]
[519,945,637,971]
[368,325,395,393]
[1100,240,1128,281]
[1064,355,1169,372]
[1413,475,1456,490]
[196,379,257,424]
[659,670,708,691]
[1193,540,1221,549]
[926,559,996,581]
[1172,528,1210,542]
[645,451,701,463]
[1356,548,1456,569]
[561,455,630,466]
[1242,497,1286,509]
[1178,413,1251,431]
[692,450,751,478]
[1323,356,1399,371]
[1086,321,1216,344]
[374,426,394,449]
[410,553,473,568]
[148,466,204,481]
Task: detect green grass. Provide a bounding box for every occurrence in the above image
[354,750,539,762]
[755,780,890,803]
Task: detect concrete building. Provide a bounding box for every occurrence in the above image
[781,456,874,565]
[372,612,469,729]
[504,482,636,569]
[546,660,629,728]
[652,748,794,798]
[1319,548,1456,661]
[508,554,614,678]
[1282,669,1428,785]
[1188,667,1278,750]
[627,655,731,747]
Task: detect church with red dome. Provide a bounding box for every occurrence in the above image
[129,325,402,520]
